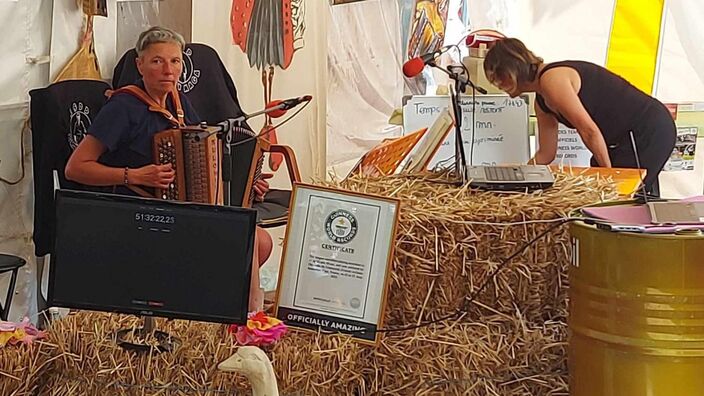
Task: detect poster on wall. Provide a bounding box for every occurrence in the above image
[550,125,591,166]
[275,184,400,344]
[230,0,306,171]
[663,126,698,171]
[406,0,449,60]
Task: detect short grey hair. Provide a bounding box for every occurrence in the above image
[136,26,185,56]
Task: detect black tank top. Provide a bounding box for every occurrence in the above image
[535,61,658,144]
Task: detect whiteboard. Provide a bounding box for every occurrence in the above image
[403,95,531,167]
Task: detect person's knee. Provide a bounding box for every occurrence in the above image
[256,227,273,265]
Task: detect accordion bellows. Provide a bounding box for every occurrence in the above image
[153,125,224,204]
[152,125,266,207]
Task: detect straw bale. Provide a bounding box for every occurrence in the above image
[272,316,569,395]
[322,171,617,327]
[2,170,617,396]
[264,170,614,395]
[41,312,250,395]
[0,340,56,396]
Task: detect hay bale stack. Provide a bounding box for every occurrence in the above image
[27,170,616,395]
[42,312,249,395]
[271,315,568,395]
[268,171,616,395]
[327,172,617,326]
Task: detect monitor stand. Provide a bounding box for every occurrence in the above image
[115,316,180,353]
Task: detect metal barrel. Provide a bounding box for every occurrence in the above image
[569,222,704,395]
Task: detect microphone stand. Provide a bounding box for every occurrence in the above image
[427,61,484,184]
[216,102,291,206]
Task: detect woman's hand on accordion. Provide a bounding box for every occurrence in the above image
[253,173,273,202]
[130,164,176,189]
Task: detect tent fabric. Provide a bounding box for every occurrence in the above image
[0,0,53,322]
[326,1,405,167]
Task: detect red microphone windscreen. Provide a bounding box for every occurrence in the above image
[402,57,425,78]
[265,100,287,118]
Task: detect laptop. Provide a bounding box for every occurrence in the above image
[466,165,555,191]
[648,201,704,224]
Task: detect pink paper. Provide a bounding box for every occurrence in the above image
[582,196,704,233]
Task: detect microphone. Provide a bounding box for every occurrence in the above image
[402,46,452,78]
[265,95,313,118]
[218,94,312,133]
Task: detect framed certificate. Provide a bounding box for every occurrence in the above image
[274,183,400,344]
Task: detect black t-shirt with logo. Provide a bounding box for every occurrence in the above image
[88,80,201,175]
[30,80,111,256]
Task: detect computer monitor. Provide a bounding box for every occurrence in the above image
[48,189,256,326]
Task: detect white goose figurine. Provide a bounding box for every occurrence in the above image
[218,346,279,396]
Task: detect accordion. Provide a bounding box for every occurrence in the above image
[152,124,280,208]
[228,125,265,208]
[226,125,300,209]
[152,125,223,204]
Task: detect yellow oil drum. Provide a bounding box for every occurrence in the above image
[569,222,704,396]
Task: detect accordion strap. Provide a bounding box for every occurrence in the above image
[109,85,185,127]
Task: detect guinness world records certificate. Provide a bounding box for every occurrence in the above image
[275,184,399,344]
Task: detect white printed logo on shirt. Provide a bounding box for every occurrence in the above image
[178,48,201,93]
[68,102,91,150]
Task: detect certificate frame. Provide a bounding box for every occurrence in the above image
[274,183,400,345]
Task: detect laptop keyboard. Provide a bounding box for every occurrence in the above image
[485,166,525,182]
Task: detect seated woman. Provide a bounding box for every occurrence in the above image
[65,26,272,311]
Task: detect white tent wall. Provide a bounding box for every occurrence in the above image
[326,0,404,170]
[115,1,191,61]
[465,0,527,38]
[467,0,704,103]
[655,0,704,103]
[520,0,614,65]
[0,0,52,323]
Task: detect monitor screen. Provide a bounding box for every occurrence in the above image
[48,189,256,324]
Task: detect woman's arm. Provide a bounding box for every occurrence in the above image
[65,135,175,188]
[540,70,612,167]
[65,136,124,186]
[531,102,559,164]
